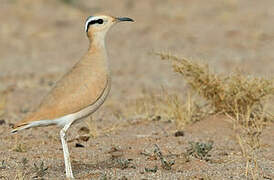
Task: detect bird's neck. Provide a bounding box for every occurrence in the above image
[88,31,106,49]
[85,35,110,75]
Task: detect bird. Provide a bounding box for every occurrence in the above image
[11,14,134,179]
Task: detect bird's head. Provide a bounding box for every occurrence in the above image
[85,15,134,40]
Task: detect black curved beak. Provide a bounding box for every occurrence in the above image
[116,17,134,22]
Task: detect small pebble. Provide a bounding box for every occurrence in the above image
[75,143,84,148]
[0,119,5,125]
[79,135,90,142]
[174,130,184,137]
[78,126,90,135]
[9,123,14,128]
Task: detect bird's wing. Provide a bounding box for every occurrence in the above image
[13,58,108,128]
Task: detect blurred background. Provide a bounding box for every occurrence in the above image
[1,0,274,121]
[0,0,273,179]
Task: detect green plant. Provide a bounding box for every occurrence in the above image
[187,141,213,160]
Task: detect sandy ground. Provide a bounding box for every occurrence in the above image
[0,0,273,179]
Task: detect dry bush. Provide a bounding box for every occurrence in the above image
[156,52,274,123]
[156,52,274,179]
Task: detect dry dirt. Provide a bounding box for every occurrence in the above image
[0,0,273,179]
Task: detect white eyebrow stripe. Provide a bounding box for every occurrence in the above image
[85,16,94,32]
[85,16,102,32]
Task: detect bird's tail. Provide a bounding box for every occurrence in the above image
[11,119,59,133]
[11,123,30,133]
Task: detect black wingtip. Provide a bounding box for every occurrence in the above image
[11,129,18,133]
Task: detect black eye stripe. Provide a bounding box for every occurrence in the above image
[90,19,103,25]
[86,19,104,32]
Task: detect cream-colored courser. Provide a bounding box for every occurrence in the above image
[11,14,134,179]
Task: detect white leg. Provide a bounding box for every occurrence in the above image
[60,120,75,179]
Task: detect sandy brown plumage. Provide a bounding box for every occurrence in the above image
[13,46,109,129]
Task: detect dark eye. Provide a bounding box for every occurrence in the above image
[97,19,103,24]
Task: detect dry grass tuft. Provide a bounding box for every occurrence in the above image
[156,52,274,178]
[33,161,48,178]
[13,144,28,153]
[156,52,274,123]
[232,109,267,179]
[123,88,208,129]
